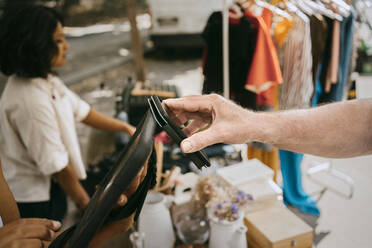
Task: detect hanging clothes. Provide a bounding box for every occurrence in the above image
[316,17,334,101]
[244,7,283,95]
[309,15,329,88]
[318,9,355,103]
[278,14,313,110]
[229,10,259,109]
[202,12,224,95]
[273,16,294,47]
[325,20,341,93]
[202,11,258,110]
[324,9,355,102]
[279,150,320,216]
[270,5,319,216]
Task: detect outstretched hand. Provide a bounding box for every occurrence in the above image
[164,94,255,153]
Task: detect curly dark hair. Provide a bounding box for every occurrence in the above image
[0,4,64,78]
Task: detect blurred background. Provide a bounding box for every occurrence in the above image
[1,1,372,248]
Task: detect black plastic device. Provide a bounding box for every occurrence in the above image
[49,95,210,248]
[148,95,210,169]
[50,111,157,248]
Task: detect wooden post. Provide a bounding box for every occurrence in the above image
[125,0,146,83]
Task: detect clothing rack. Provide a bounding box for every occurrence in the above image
[223,0,232,99]
[216,0,356,215]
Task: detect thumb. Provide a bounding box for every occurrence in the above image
[181,128,218,153]
[117,194,128,206]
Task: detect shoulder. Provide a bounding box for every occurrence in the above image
[5,75,52,99]
[48,75,76,97]
[1,75,54,116]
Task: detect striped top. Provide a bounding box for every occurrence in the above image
[279,14,314,110]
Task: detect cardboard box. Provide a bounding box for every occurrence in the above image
[217,159,282,213]
[217,159,274,186]
[245,205,313,248]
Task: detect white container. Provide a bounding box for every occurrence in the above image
[138,192,175,248]
[209,215,247,248]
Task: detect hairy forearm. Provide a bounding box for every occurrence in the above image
[53,165,90,209]
[83,109,135,135]
[249,99,372,158]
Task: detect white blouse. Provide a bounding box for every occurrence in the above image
[0,75,90,202]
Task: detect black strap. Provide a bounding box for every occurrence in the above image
[49,151,157,248]
[49,225,76,248]
[108,150,157,221]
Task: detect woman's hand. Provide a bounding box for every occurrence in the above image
[113,160,148,208]
[127,125,136,137]
[0,218,61,248]
[88,161,149,248]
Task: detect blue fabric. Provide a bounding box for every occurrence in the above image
[279,150,320,216]
[318,9,355,102]
[280,10,355,217]
[312,65,323,107]
[279,66,322,216]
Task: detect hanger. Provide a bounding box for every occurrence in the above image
[238,0,255,9]
[329,0,351,12]
[230,2,244,19]
[271,0,308,22]
[312,0,343,21]
[321,0,350,18]
[292,0,315,16]
[299,0,324,20]
[246,0,292,20]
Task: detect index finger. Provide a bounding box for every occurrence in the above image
[163,95,214,114]
[13,218,61,231]
[19,225,56,241]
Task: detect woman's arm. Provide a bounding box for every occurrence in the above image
[53,165,90,210]
[0,161,20,224]
[82,109,136,136]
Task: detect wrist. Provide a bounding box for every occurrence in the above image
[77,195,90,210]
[243,111,277,145]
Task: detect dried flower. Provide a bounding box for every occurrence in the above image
[206,184,253,222]
[193,176,254,222]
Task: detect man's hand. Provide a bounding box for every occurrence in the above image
[0,218,61,248]
[164,94,255,153]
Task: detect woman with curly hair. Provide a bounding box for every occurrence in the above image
[0,4,135,222]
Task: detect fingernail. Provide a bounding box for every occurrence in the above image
[50,229,56,239]
[182,140,193,153]
[119,195,127,204]
[52,221,61,229]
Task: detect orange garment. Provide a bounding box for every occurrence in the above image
[247,146,279,182]
[274,17,294,47]
[244,7,283,94]
[325,20,340,93]
[257,85,276,106]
